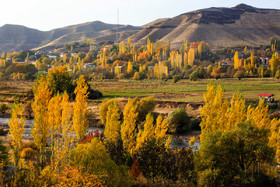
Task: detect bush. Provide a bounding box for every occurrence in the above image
[191,118,202,131]
[23,101,33,119]
[20,147,37,159]
[0,139,9,165]
[161,74,168,81]
[275,70,280,79]
[0,127,8,136]
[87,88,102,99]
[234,70,245,80]
[136,97,156,122]
[0,104,9,114]
[132,72,139,80]
[173,75,182,83]
[167,108,191,133]
[189,71,199,81]
[71,138,131,186]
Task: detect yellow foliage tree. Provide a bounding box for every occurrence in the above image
[73,75,89,141]
[121,98,138,154]
[48,94,62,157]
[9,102,25,167]
[32,75,52,169]
[104,100,121,143]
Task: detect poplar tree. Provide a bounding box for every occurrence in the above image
[104,100,121,143]
[73,75,89,141]
[31,76,52,169]
[121,99,138,154]
[9,102,25,167]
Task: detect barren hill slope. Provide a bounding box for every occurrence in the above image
[130,4,280,48]
[0,21,142,51]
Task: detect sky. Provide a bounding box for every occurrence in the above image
[1,0,280,31]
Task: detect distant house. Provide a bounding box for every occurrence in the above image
[60,52,69,58]
[47,55,57,59]
[83,64,96,70]
[38,71,48,74]
[222,61,234,66]
[25,60,36,65]
[90,43,98,51]
[115,66,124,75]
[260,57,269,65]
[238,52,243,59]
[148,66,154,71]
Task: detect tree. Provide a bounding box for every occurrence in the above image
[104,100,121,144]
[23,101,33,119]
[71,138,131,186]
[31,76,52,169]
[233,51,240,69]
[0,139,8,166]
[270,54,280,77]
[99,99,116,125]
[48,94,62,158]
[234,70,245,80]
[73,75,89,141]
[121,99,138,154]
[196,122,275,186]
[0,104,9,114]
[167,108,191,133]
[47,66,74,97]
[59,92,74,165]
[9,102,25,167]
[136,138,167,182]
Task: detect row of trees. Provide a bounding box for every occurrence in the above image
[1,79,280,185]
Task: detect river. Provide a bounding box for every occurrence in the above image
[0,117,199,149]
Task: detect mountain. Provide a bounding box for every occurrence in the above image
[1,4,280,52]
[130,4,280,48]
[0,21,142,51]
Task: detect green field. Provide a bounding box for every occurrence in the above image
[89,78,280,103]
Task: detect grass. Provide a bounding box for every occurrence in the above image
[89,78,280,102]
[1,78,280,103]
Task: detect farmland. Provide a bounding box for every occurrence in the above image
[1,78,280,104]
[89,78,280,102]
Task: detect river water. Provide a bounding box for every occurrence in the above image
[0,117,199,149]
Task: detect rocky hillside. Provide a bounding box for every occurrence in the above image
[130,4,280,48]
[0,21,141,51]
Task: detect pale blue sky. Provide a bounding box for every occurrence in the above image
[1,0,279,31]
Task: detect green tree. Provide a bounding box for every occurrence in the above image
[167,108,191,133]
[196,122,275,186]
[71,138,131,186]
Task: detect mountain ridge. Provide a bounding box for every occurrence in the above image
[1,4,280,51]
[130,4,280,48]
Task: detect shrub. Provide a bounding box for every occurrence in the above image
[20,147,37,159]
[0,104,9,114]
[173,75,182,83]
[191,118,202,131]
[136,97,156,122]
[167,108,191,133]
[71,138,131,186]
[23,101,33,119]
[132,72,139,80]
[0,127,8,136]
[234,70,245,80]
[189,71,199,81]
[275,70,280,79]
[87,88,102,99]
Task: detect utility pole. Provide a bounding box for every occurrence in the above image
[116,9,119,44]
